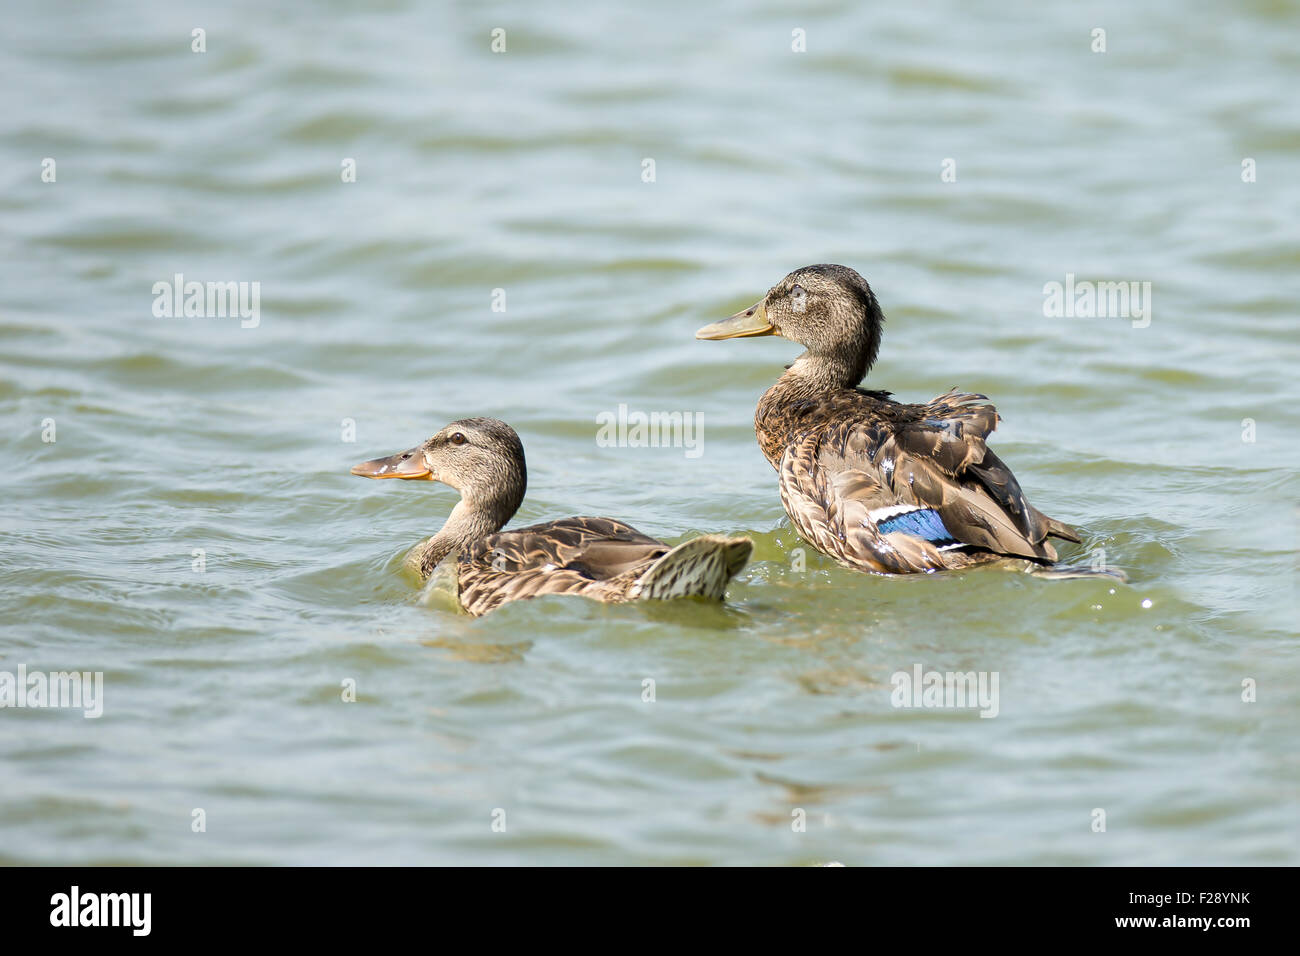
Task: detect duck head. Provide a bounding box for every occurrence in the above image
[696,264,884,387]
[351,417,528,528]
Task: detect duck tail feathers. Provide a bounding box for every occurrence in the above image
[632,535,752,601]
[1045,516,1082,543]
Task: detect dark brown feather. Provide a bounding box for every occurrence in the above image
[759,384,1077,572]
[456,517,669,616]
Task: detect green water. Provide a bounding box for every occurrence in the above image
[1,1,1297,864]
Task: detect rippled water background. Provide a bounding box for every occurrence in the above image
[2,0,1297,865]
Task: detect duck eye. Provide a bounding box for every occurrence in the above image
[790,283,807,313]
[450,432,467,446]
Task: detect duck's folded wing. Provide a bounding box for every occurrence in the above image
[467,516,668,578]
[455,517,670,614]
[802,389,1070,563]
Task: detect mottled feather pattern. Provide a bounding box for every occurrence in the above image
[631,535,753,601]
[455,517,750,616]
[761,385,1077,572]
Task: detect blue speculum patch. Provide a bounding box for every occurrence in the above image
[877,508,956,544]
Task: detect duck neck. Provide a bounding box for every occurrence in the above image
[410,499,510,580]
[754,345,878,468]
[782,348,870,393]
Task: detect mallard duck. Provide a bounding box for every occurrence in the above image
[697,264,1108,577]
[351,417,753,616]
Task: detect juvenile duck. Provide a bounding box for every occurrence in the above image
[697,264,1101,576]
[352,417,753,616]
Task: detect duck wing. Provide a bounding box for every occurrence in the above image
[456,516,670,615]
[779,389,1077,571]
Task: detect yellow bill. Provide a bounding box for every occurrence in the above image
[695,299,775,340]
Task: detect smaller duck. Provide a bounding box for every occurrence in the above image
[351,417,752,616]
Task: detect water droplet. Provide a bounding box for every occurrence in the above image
[1141,598,1152,609]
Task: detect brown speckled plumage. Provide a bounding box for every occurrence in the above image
[352,419,751,616]
[699,264,1084,575]
[458,517,751,616]
[766,385,1078,572]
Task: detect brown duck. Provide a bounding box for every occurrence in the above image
[697,264,1115,578]
[351,417,753,615]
